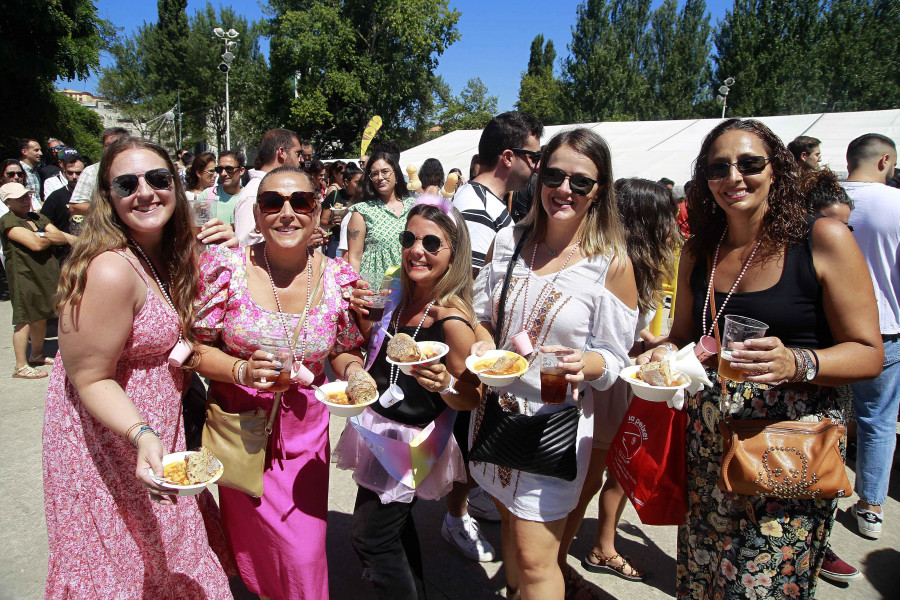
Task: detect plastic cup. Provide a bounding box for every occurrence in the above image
[360,271,390,321]
[539,350,568,405]
[258,338,293,385]
[718,316,768,382]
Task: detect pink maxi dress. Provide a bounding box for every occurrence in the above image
[42,252,236,600]
[194,246,363,600]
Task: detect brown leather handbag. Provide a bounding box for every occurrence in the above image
[717,418,852,499]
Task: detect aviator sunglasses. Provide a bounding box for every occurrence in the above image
[111,168,174,197]
[215,165,240,175]
[541,166,599,195]
[256,190,318,215]
[706,156,770,181]
[399,230,447,254]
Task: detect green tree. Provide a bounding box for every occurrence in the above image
[646,0,714,119]
[712,0,825,116]
[516,35,565,125]
[264,0,460,156]
[439,78,499,132]
[0,0,112,154]
[563,0,653,121]
[51,94,104,163]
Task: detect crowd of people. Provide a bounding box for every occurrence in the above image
[3,109,897,600]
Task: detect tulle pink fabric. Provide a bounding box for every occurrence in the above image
[333,407,466,504]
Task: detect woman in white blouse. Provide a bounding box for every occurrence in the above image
[469,128,638,600]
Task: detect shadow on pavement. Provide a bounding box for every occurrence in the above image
[860,547,899,599]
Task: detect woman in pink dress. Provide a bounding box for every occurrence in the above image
[43,137,235,599]
[192,165,367,600]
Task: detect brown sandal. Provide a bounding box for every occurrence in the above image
[13,365,49,379]
[564,566,601,600]
[581,550,646,582]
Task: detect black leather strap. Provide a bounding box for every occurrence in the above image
[494,228,530,348]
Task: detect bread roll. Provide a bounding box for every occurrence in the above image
[387,333,422,362]
[638,360,678,387]
[185,447,219,484]
[347,370,378,404]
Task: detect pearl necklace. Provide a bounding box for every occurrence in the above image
[129,240,184,346]
[263,247,312,365]
[521,238,581,334]
[388,299,436,394]
[702,228,761,337]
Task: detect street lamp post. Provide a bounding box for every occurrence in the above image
[716,77,735,119]
[213,27,240,149]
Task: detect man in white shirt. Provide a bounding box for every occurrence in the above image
[842,133,899,541]
[233,129,302,247]
[452,111,543,275]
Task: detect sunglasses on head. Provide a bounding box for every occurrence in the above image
[399,230,447,254]
[215,165,240,175]
[256,190,318,215]
[541,166,599,195]
[706,156,770,181]
[111,168,174,197]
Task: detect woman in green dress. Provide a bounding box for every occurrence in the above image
[345,150,414,276]
[0,183,68,378]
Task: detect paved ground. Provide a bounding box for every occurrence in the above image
[0,299,897,599]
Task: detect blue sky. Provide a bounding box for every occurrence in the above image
[64,0,734,111]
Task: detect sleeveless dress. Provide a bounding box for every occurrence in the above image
[193,245,364,600]
[469,227,637,522]
[42,251,235,600]
[353,197,414,276]
[677,222,842,600]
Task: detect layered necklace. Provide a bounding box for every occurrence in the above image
[701,228,761,338]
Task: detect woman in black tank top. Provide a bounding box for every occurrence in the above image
[335,197,482,600]
[638,119,882,600]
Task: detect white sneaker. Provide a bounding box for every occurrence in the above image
[467,488,501,522]
[851,503,883,539]
[442,514,495,562]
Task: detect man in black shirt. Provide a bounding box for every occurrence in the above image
[41,154,83,260]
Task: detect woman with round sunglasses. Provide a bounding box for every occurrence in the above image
[336,195,481,599]
[638,119,882,600]
[42,138,235,598]
[469,128,639,600]
[191,166,366,600]
[346,150,415,276]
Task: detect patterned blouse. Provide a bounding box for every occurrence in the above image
[353,196,415,277]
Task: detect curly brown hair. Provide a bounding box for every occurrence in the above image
[686,119,808,261]
[799,167,853,214]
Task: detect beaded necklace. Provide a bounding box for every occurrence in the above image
[385,299,436,403]
[263,247,311,365]
[520,238,581,337]
[702,228,761,338]
[129,240,176,317]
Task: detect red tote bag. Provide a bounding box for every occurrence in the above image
[606,395,688,526]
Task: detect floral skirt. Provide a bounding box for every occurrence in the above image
[676,375,844,600]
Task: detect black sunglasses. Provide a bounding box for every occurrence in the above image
[399,230,446,254]
[706,156,770,181]
[215,165,240,175]
[111,168,173,197]
[257,190,318,215]
[4,171,24,178]
[541,166,599,195]
[511,148,542,165]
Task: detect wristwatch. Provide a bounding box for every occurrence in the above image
[801,349,817,381]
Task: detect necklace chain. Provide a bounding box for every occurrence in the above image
[702,228,761,337]
[263,247,311,365]
[389,299,436,390]
[129,240,181,341]
[521,238,581,335]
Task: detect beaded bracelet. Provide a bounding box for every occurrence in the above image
[231,358,244,385]
[342,360,364,380]
[125,421,149,442]
[131,425,158,448]
[789,348,808,383]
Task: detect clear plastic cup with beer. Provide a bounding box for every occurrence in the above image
[718,315,768,381]
[539,350,569,404]
[258,338,293,386]
[360,271,390,322]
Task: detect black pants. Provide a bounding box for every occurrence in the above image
[351,485,427,600]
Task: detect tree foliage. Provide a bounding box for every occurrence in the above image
[0,0,112,154]
[439,78,499,132]
[516,35,565,125]
[264,0,460,156]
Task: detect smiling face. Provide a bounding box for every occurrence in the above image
[706,129,773,219]
[540,144,601,229]
[22,141,42,166]
[217,155,243,189]
[402,215,452,287]
[108,148,176,237]
[368,158,395,199]
[254,171,319,252]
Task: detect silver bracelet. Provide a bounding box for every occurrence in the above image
[238,361,248,386]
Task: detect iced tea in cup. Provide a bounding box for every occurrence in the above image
[539,350,569,405]
[360,271,390,322]
[258,338,293,386]
[718,315,768,382]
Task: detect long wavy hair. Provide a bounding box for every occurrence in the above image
[57,137,200,341]
[615,178,682,313]
[686,119,807,260]
[799,167,854,214]
[518,128,626,260]
[399,199,474,323]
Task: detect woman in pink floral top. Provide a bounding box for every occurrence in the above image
[192,166,366,600]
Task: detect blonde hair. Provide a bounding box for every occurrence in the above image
[518,128,626,260]
[56,138,200,341]
[399,202,475,323]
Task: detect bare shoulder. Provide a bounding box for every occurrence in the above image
[811,215,855,253]
[84,251,144,298]
[604,253,639,310]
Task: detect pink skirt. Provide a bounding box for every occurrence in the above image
[333,407,466,504]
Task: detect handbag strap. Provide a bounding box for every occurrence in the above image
[494,228,531,348]
[265,254,325,434]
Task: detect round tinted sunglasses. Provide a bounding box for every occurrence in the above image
[256,190,318,215]
[541,166,599,195]
[399,230,447,254]
[111,168,174,197]
[706,156,770,181]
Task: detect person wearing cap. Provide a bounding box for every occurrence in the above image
[0,182,68,378]
[42,148,80,201]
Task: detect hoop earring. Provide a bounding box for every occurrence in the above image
[254,226,260,233]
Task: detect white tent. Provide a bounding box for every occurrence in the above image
[398,109,900,189]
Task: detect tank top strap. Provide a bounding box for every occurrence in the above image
[112,249,152,289]
[435,315,474,330]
